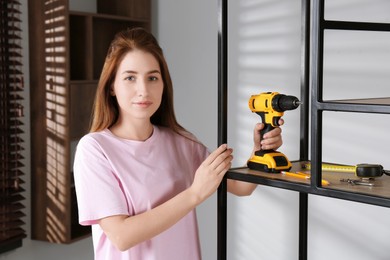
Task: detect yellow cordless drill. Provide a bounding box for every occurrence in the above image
[247,92,301,173]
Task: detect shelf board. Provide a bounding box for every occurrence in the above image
[227,166,312,193]
[227,161,390,207]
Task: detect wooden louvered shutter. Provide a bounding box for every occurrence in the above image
[0,0,26,254]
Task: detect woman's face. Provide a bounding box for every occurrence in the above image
[112,49,164,123]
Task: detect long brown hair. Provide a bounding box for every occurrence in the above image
[90,27,187,137]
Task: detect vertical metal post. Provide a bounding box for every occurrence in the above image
[310,0,325,188]
[299,193,308,260]
[217,0,228,259]
[299,0,310,259]
[217,0,228,145]
[217,179,227,260]
[300,0,310,161]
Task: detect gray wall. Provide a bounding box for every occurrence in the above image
[3,0,390,259]
[151,1,220,258]
[156,0,390,260]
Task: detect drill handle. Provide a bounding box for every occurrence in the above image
[257,112,276,144]
[260,123,275,141]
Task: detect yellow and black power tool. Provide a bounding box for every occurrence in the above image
[247,92,301,173]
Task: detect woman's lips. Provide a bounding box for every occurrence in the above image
[134,101,152,107]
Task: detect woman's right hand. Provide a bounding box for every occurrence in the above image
[190,144,233,205]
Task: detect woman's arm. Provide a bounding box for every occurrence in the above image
[99,144,233,251]
[98,188,199,251]
[227,122,283,196]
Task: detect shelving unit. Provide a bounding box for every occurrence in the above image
[28,0,150,243]
[217,0,390,259]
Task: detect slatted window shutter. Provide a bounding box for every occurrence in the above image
[0,0,26,254]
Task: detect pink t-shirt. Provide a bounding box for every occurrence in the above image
[73,126,209,260]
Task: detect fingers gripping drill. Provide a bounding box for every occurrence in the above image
[247,92,301,173]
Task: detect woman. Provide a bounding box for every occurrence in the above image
[73,27,283,260]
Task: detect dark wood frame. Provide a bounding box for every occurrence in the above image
[0,0,27,254]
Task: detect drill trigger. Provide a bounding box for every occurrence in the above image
[273,116,281,126]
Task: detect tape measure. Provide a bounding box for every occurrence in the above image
[302,162,388,178]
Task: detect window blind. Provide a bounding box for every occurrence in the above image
[0,0,26,254]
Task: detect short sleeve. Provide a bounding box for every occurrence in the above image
[73,135,129,226]
[192,141,210,173]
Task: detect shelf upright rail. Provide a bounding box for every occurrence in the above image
[217,0,228,259]
[299,0,311,259]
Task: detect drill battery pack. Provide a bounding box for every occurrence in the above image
[247,150,292,173]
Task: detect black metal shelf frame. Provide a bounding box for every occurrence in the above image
[310,0,390,205]
[217,0,390,260]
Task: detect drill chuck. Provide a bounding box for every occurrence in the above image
[272,94,301,112]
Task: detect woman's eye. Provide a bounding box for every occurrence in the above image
[125,76,135,81]
[149,76,158,81]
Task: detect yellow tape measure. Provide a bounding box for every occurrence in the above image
[302,163,355,173]
[302,162,385,178]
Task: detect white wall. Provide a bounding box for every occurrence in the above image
[154,0,301,259]
[226,1,301,259]
[4,0,390,260]
[156,0,390,260]
[151,1,220,258]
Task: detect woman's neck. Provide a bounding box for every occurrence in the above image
[109,119,154,141]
